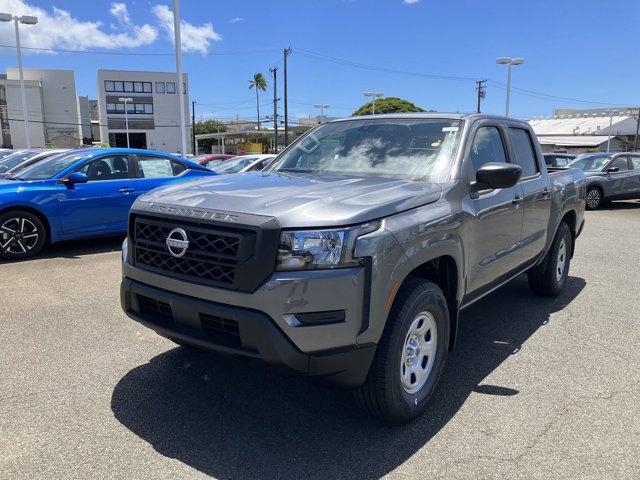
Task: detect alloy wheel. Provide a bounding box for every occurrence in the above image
[0,217,40,255]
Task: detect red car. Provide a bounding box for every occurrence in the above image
[192,154,234,170]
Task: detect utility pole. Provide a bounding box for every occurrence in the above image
[475,79,487,113]
[191,100,196,155]
[283,47,291,146]
[632,107,640,151]
[172,0,187,155]
[269,66,278,153]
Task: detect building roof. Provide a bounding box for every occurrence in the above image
[536,135,611,147]
[529,115,636,136]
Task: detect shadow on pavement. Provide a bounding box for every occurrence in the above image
[112,275,585,480]
[599,200,640,210]
[44,236,124,260]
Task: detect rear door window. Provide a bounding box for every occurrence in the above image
[630,156,640,170]
[137,157,186,178]
[509,128,539,177]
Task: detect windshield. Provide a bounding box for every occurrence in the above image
[568,154,610,172]
[0,150,41,173]
[216,156,260,173]
[17,152,87,180]
[270,118,461,182]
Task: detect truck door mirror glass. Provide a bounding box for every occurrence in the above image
[474,162,522,190]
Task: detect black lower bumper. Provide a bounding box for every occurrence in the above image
[121,278,375,388]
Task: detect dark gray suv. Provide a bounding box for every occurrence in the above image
[569,153,640,209]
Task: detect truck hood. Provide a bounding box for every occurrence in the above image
[137,171,443,227]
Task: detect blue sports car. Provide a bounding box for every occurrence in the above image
[0,148,216,260]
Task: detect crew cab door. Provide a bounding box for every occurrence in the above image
[629,156,640,197]
[133,154,189,196]
[463,123,525,296]
[507,125,552,262]
[57,155,136,235]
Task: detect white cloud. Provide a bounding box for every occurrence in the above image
[0,0,157,51]
[403,0,420,4]
[230,17,244,23]
[109,2,132,26]
[151,4,222,54]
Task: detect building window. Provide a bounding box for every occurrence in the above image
[114,81,124,92]
[106,102,154,114]
[133,82,143,93]
[105,81,115,92]
[155,82,165,93]
[124,81,133,93]
[166,81,176,94]
[143,82,152,93]
[183,82,187,94]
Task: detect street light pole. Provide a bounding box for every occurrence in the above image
[313,103,330,123]
[118,97,133,148]
[496,57,524,116]
[363,91,384,115]
[606,110,616,153]
[0,13,38,148]
[172,0,187,155]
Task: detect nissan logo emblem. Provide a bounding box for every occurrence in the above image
[165,228,189,258]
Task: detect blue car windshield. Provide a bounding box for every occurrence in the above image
[18,152,87,180]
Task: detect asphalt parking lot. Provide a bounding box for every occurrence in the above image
[1,202,639,480]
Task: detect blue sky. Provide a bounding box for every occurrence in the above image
[0,0,638,122]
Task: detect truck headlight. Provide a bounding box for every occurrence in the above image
[276,222,380,270]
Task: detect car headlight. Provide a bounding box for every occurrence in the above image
[276,222,380,270]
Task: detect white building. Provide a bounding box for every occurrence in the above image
[97,69,190,153]
[0,68,83,148]
[529,107,639,153]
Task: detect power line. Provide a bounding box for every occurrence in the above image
[0,43,281,57]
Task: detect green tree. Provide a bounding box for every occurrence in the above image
[248,72,268,129]
[351,97,426,116]
[193,119,227,153]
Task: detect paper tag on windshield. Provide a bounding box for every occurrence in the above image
[442,127,459,132]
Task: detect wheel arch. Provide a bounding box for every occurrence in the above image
[397,254,461,352]
[0,205,52,245]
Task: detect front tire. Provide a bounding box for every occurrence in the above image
[586,187,603,210]
[0,210,47,261]
[527,222,572,297]
[354,278,449,423]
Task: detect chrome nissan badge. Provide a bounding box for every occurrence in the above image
[165,228,189,258]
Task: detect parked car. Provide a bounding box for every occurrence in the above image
[193,153,234,170]
[121,113,586,423]
[543,153,576,168]
[0,148,216,260]
[214,154,277,174]
[0,149,70,178]
[567,152,640,209]
[0,149,44,174]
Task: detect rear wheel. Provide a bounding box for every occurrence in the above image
[528,222,572,297]
[0,211,47,261]
[354,278,449,423]
[586,187,603,210]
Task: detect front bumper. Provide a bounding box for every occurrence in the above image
[121,277,376,388]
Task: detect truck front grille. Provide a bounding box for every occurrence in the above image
[132,216,255,289]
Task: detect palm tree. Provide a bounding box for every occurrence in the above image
[248,72,268,129]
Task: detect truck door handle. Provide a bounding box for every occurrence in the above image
[118,187,135,194]
[512,195,524,205]
[542,187,551,198]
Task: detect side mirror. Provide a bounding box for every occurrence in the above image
[474,162,522,190]
[61,172,88,185]
[606,166,619,173]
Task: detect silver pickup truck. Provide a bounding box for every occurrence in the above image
[121,113,586,423]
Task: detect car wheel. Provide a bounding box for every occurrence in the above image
[527,222,572,297]
[0,210,47,261]
[354,278,449,423]
[586,187,603,210]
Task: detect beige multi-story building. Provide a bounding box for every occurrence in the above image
[97,69,190,154]
[0,68,83,148]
